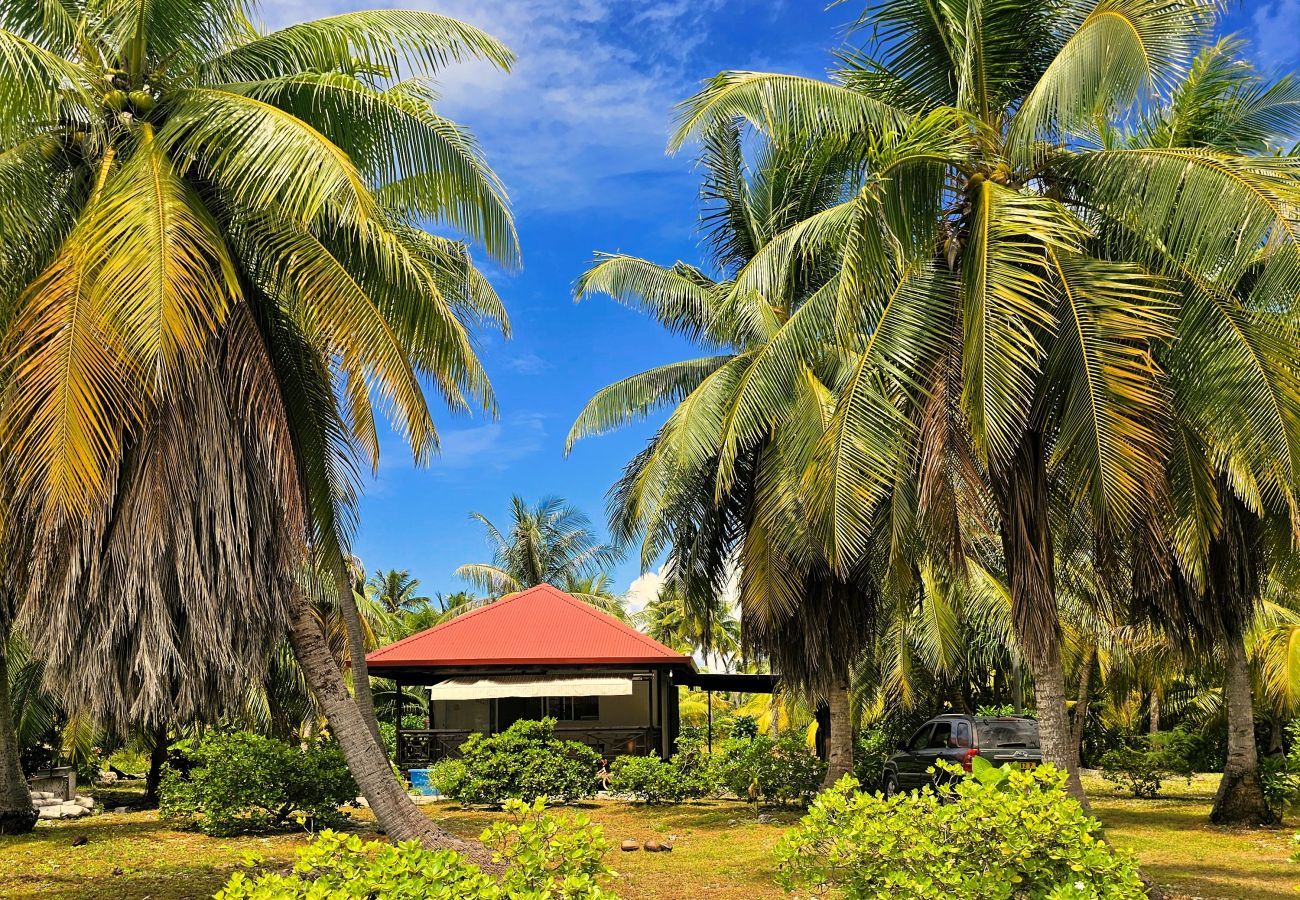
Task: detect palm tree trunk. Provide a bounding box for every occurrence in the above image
[823,679,853,787]
[144,725,169,803]
[1069,647,1093,770]
[1148,691,1160,735]
[286,588,494,865]
[1210,632,1276,825]
[0,638,36,835]
[333,561,382,748]
[992,430,1086,804]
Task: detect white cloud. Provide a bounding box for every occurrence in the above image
[432,412,547,471]
[623,566,667,615]
[1253,0,1300,69]
[503,351,553,375]
[621,560,740,616]
[260,0,725,213]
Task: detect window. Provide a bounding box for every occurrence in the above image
[951,720,972,749]
[545,696,600,722]
[977,719,1040,748]
[907,725,932,751]
[926,722,952,749]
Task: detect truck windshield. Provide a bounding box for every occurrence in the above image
[977,719,1039,748]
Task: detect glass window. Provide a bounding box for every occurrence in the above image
[543,696,601,722]
[926,722,952,749]
[951,720,972,748]
[907,725,932,751]
[977,719,1040,748]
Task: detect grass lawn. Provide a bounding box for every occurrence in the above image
[0,775,1296,899]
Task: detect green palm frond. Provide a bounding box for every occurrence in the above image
[200,10,513,83]
[1010,0,1215,151]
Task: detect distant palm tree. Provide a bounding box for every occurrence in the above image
[0,0,516,852]
[367,569,432,616]
[637,580,739,671]
[455,496,625,616]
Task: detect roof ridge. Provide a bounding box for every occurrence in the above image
[368,589,531,660]
[366,582,691,666]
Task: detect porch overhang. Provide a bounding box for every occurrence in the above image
[427,674,636,700]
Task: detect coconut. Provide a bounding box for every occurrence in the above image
[128,90,155,114]
[104,89,127,112]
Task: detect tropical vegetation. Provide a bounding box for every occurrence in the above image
[0,0,516,856]
[572,0,1300,827]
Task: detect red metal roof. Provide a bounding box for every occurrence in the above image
[366,583,694,669]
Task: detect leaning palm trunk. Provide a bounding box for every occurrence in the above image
[333,562,382,747]
[992,431,1086,803]
[823,679,853,786]
[1211,633,1275,825]
[0,638,35,834]
[285,589,492,864]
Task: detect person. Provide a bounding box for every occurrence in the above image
[596,756,612,790]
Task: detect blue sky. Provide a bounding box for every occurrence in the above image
[263,0,1299,606]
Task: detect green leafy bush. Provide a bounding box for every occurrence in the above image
[714,731,826,806]
[216,798,617,899]
[853,727,893,793]
[777,760,1145,899]
[1099,732,1194,799]
[442,718,600,807]
[1098,746,1172,799]
[608,745,715,805]
[159,731,356,836]
[1263,723,1300,819]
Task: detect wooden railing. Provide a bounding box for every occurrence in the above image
[397,726,662,766]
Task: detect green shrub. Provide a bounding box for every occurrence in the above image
[853,727,893,793]
[159,731,356,836]
[1099,730,1195,799]
[1099,746,1171,799]
[609,755,678,804]
[777,760,1145,900]
[429,756,471,797]
[1262,721,1300,819]
[216,798,617,899]
[443,718,600,807]
[714,731,825,806]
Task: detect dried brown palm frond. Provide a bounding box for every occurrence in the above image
[11,306,304,729]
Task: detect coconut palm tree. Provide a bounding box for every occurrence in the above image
[368,569,431,616]
[0,0,516,853]
[670,0,1300,800]
[455,495,625,615]
[569,125,875,784]
[637,577,741,670]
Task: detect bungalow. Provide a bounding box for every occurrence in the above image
[365,583,776,766]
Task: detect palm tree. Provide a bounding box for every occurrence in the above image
[368,569,431,616]
[670,0,1300,800]
[637,578,740,670]
[455,495,625,615]
[0,0,516,853]
[1122,39,1300,824]
[569,126,874,784]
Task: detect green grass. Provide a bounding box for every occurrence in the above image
[0,776,1296,899]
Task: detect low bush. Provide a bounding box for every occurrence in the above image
[608,748,715,804]
[1099,731,1194,799]
[1099,746,1172,799]
[160,731,356,836]
[1263,722,1300,819]
[853,727,893,794]
[777,760,1145,899]
[216,797,617,899]
[441,718,600,807]
[714,731,825,806]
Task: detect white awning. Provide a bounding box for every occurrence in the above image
[428,675,635,701]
